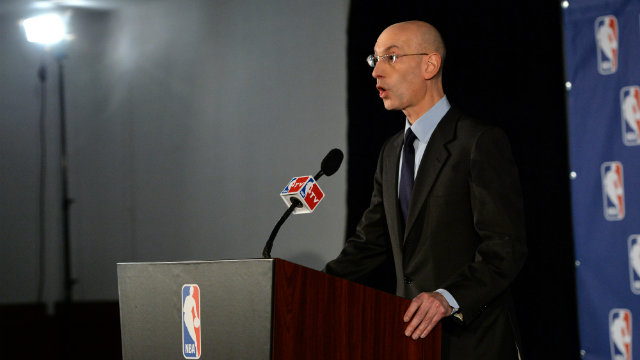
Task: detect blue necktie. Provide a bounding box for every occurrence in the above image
[399,129,417,223]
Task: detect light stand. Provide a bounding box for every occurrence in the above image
[23,12,75,359]
[23,12,76,303]
[56,52,75,303]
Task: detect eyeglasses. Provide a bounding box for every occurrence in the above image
[366,53,431,68]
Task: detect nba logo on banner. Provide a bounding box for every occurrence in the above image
[630,235,640,295]
[595,15,618,75]
[609,309,632,360]
[601,161,625,221]
[620,86,640,146]
[182,284,201,359]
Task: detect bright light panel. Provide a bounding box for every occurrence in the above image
[23,14,66,45]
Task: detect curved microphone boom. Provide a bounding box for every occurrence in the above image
[262,148,344,258]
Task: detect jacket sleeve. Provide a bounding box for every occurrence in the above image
[441,127,527,324]
[324,140,394,283]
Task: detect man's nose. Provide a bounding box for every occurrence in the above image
[372,61,384,79]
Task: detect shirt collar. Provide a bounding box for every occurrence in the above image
[404,95,451,143]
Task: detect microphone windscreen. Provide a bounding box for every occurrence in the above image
[321,148,344,176]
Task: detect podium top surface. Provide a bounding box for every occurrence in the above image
[117,258,274,266]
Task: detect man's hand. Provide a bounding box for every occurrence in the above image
[403,291,452,340]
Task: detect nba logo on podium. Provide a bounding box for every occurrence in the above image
[182,284,201,359]
[595,15,618,74]
[601,161,625,221]
[620,86,640,146]
[630,235,640,295]
[609,309,632,360]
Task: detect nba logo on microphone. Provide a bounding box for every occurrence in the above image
[282,176,309,195]
[281,176,324,214]
[595,15,618,74]
[182,284,201,359]
[630,235,640,295]
[620,86,640,146]
[601,161,625,221]
[609,309,632,360]
[301,179,324,211]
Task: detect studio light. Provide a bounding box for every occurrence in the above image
[22,13,67,45]
[22,10,76,304]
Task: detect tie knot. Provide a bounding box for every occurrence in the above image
[404,128,417,146]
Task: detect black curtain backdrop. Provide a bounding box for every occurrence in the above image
[345,1,579,358]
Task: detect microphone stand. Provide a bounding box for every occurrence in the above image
[262,199,300,258]
[262,170,325,258]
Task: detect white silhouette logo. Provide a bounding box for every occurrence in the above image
[601,162,625,221]
[182,284,201,359]
[629,235,640,295]
[609,308,632,360]
[595,15,618,75]
[620,86,640,146]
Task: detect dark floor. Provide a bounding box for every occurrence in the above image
[1,302,122,360]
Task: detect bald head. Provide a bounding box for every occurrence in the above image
[380,21,446,72]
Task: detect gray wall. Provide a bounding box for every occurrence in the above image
[0,0,348,305]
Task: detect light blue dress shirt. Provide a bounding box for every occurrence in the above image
[397,95,460,314]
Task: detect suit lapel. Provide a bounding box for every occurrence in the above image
[404,108,460,244]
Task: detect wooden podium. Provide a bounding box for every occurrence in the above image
[117,258,440,359]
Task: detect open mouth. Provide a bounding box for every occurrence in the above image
[376,85,388,98]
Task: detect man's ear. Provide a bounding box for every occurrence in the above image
[423,53,442,80]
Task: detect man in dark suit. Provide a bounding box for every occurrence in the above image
[325,21,527,359]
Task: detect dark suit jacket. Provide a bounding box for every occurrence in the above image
[325,107,527,360]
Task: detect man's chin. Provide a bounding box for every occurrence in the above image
[382,99,398,111]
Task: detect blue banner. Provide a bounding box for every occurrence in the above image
[563,1,640,359]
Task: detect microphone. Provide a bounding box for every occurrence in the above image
[262,148,344,258]
[317,148,344,179]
